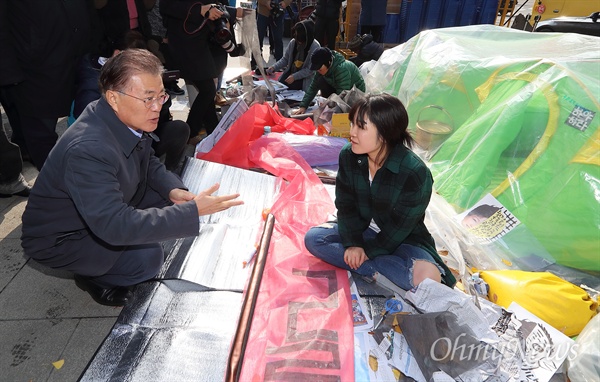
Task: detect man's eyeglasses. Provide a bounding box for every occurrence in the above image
[117,91,170,109]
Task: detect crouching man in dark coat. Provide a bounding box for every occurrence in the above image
[21,49,243,306]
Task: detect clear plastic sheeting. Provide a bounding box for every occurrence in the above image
[366,25,600,272]
[567,314,600,382]
[80,280,243,382]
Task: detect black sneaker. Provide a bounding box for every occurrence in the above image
[165,82,185,96]
[0,174,32,198]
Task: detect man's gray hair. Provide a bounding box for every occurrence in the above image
[99,49,163,95]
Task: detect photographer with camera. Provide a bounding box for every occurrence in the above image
[160,1,244,142]
[256,0,293,63]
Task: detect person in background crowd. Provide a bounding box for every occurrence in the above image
[146,0,186,96]
[0,99,31,198]
[215,0,243,106]
[0,0,32,196]
[348,33,384,68]
[304,93,456,291]
[160,0,244,143]
[313,0,343,50]
[73,30,190,173]
[21,49,243,307]
[266,19,320,91]
[0,0,93,171]
[256,0,293,63]
[95,0,155,57]
[292,47,365,115]
[359,0,387,43]
[95,0,184,95]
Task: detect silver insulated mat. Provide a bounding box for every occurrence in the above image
[160,158,279,291]
[80,280,243,381]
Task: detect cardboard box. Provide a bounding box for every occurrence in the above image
[387,0,401,14]
[337,48,357,60]
[330,113,351,138]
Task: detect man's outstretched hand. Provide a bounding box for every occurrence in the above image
[169,183,244,215]
[194,183,244,215]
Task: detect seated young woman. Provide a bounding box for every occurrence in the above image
[304,93,456,291]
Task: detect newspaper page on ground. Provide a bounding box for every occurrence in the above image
[353,279,573,382]
[195,97,249,154]
[350,274,373,332]
[491,302,574,382]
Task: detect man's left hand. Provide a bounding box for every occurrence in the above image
[169,188,195,204]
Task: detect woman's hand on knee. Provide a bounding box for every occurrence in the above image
[344,247,368,270]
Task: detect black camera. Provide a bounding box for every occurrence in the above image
[210,5,245,57]
[270,1,284,18]
[162,69,180,82]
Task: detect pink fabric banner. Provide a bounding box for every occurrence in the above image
[236,136,355,381]
[198,103,315,170]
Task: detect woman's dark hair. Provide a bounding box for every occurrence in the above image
[348,93,414,166]
[292,20,315,58]
[99,49,163,95]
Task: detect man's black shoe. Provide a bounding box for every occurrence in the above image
[165,82,185,96]
[0,175,32,198]
[74,275,133,307]
[0,185,31,198]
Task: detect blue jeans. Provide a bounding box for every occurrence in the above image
[304,222,440,291]
[257,12,284,61]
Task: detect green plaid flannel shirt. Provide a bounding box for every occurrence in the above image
[335,143,456,287]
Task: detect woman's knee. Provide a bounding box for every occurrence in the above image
[412,260,441,286]
[304,226,321,252]
[304,223,337,254]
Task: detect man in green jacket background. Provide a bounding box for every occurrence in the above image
[293,47,366,115]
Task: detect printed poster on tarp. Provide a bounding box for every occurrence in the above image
[457,194,521,244]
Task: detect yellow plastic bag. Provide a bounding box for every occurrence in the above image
[480,270,598,337]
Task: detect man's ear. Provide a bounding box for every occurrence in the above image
[105,90,119,110]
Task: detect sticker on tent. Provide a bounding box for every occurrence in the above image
[565,105,595,132]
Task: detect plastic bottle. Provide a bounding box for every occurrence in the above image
[263,125,271,135]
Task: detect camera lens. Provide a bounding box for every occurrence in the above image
[215,27,232,44]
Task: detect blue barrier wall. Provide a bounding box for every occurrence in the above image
[374,0,500,44]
